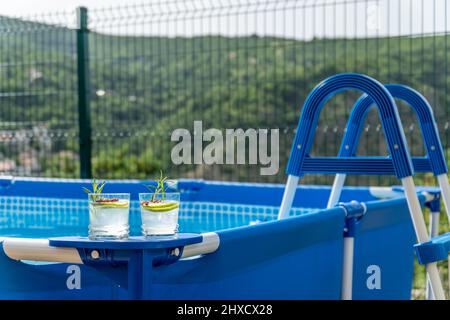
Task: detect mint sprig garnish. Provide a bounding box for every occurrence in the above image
[145,170,173,202]
[83,179,106,201]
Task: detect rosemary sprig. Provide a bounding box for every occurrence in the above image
[83,178,106,202]
[145,170,170,202]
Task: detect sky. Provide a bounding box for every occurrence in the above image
[1,0,124,16]
[0,0,449,39]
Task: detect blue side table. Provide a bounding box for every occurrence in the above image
[49,234,203,299]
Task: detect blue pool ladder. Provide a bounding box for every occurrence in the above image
[327,84,450,299]
[277,74,446,300]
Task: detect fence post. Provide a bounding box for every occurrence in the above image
[76,6,92,179]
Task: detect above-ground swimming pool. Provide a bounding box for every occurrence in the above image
[0,177,422,299]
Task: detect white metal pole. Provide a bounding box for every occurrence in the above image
[436,174,450,298]
[401,176,446,300]
[341,237,354,300]
[278,175,299,220]
[437,174,450,222]
[429,210,440,241]
[329,173,355,300]
[426,263,445,300]
[327,174,347,208]
[426,210,440,300]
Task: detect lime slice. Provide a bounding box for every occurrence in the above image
[141,201,180,212]
[92,199,129,209]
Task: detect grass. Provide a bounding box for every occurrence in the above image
[413,260,449,300]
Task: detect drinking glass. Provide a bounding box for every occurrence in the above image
[139,193,180,236]
[88,193,130,240]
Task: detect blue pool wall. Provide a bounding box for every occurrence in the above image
[0,177,380,206]
[0,207,345,299]
[0,178,419,299]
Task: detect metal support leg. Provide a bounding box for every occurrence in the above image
[401,176,446,300]
[341,236,354,300]
[436,174,450,298]
[426,210,440,300]
[339,202,365,300]
[328,174,355,300]
[278,175,299,220]
[328,174,347,208]
[437,174,450,223]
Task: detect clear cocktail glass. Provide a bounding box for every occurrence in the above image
[88,193,130,240]
[139,193,180,236]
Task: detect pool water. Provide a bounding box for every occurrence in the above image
[0,196,318,238]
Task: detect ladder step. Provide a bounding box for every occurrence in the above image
[414,232,450,264]
[301,157,431,175]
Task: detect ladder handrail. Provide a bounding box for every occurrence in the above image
[339,84,447,176]
[328,83,450,222]
[286,74,413,179]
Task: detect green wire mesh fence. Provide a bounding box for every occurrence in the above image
[0,0,449,187]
